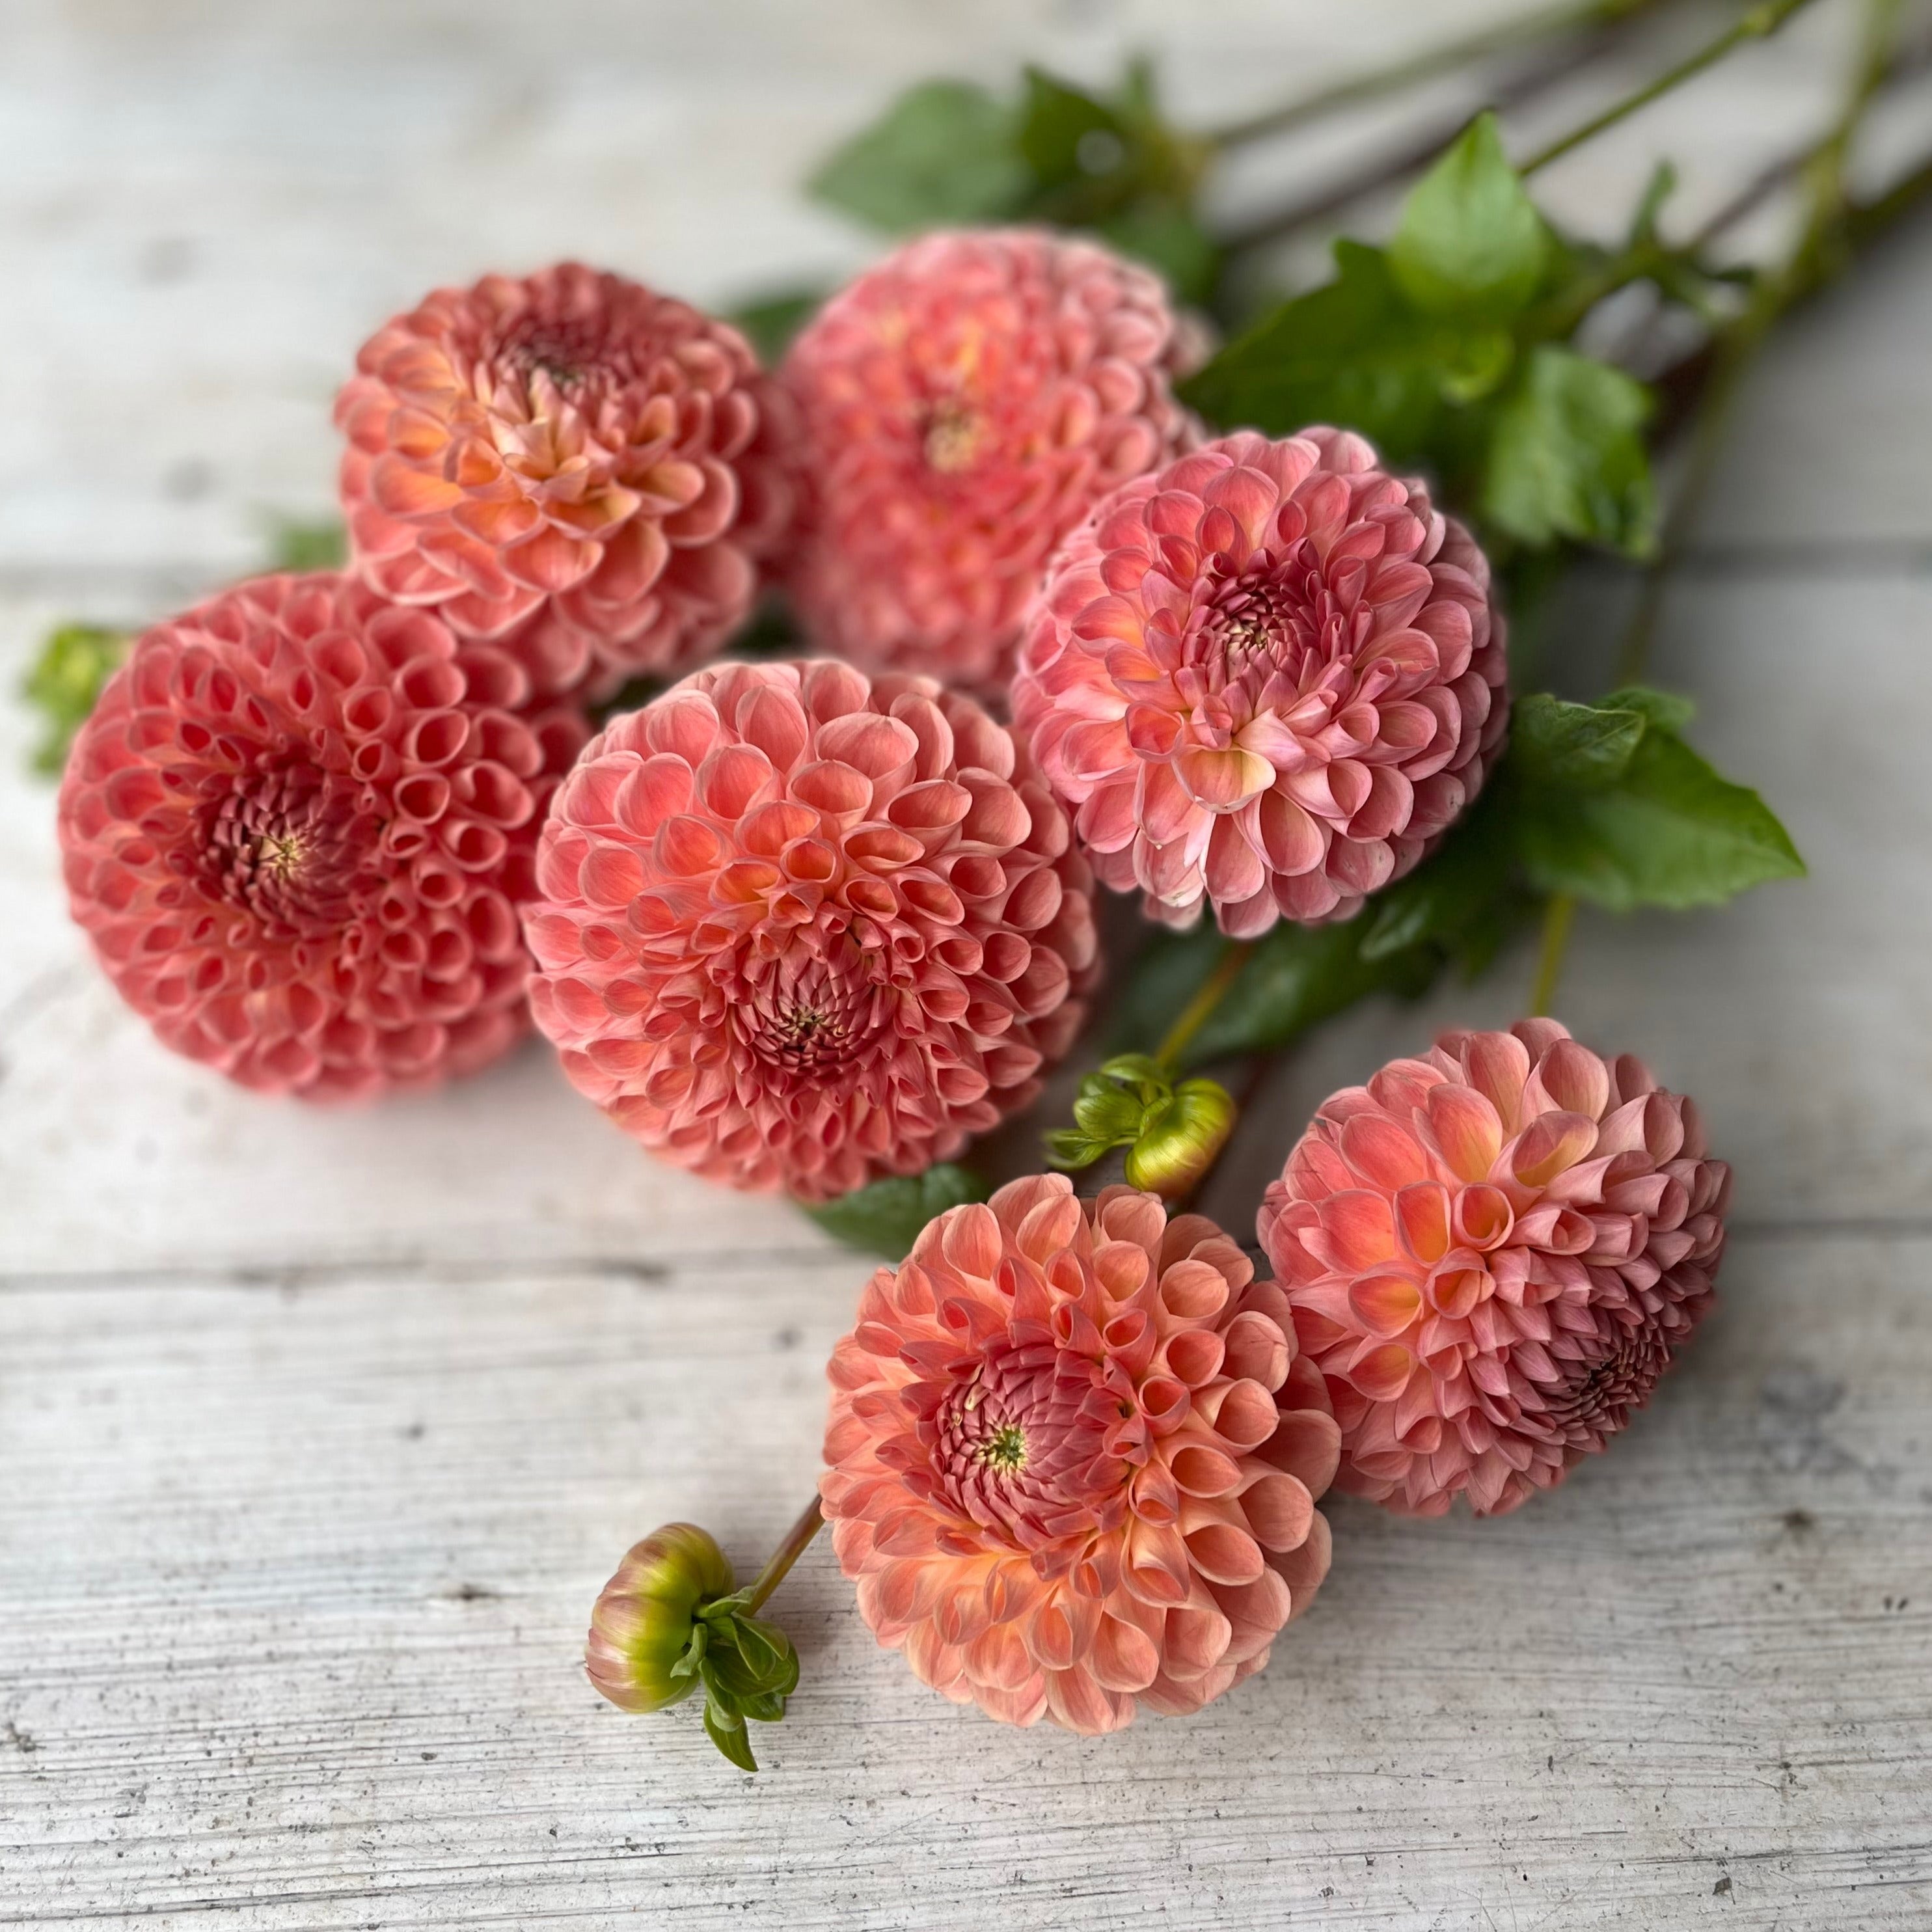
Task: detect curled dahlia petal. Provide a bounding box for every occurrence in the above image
[57,573,582,1100]
[1259,1018,1730,1517]
[1013,427,1510,936]
[821,1175,1339,1734]
[335,262,798,703]
[523,660,1099,1202]
[780,228,1202,694]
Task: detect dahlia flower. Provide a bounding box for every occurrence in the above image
[336,262,796,701]
[1013,428,1510,936]
[1259,1018,1728,1517]
[523,660,1098,1201]
[780,228,1201,692]
[58,573,577,1100]
[821,1175,1339,1734]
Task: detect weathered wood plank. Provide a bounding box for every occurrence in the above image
[1,1231,1927,1929]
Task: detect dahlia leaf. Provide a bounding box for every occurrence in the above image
[1510,692,1648,790]
[726,288,823,364]
[1519,730,1805,910]
[1481,346,1658,556]
[701,1692,761,1773]
[1391,112,1549,320]
[1359,789,1520,960]
[1104,921,1225,1059]
[803,1163,989,1261]
[265,517,347,573]
[809,81,1029,232]
[23,623,128,777]
[1598,685,1695,735]
[1018,68,1124,188]
[1045,1129,1110,1171]
[1178,242,1469,463]
[1098,202,1220,306]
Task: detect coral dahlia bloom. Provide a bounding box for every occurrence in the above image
[1259,1020,1729,1517]
[336,262,796,701]
[1013,428,1510,936]
[523,660,1098,1201]
[58,573,577,1100]
[821,1177,1339,1733]
[780,228,1201,692]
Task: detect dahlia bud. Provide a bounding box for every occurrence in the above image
[1046,1054,1238,1199]
[586,1506,819,1772]
[1124,1076,1237,1197]
[586,1523,735,1715]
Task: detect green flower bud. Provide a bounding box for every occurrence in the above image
[586,1522,735,1713]
[1123,1077,1236,1198]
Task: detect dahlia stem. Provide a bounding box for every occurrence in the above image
[1155,940,1255,1074]
[1616,0,1901,682]
[1521,0,1823,177]
[1203,0,1667,149]
[742,1497,825,1616]
[1530,893,1577,1015]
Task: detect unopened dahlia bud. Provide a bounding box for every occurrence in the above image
[586,1523,735,1713]
[524,659,1098,1201]
[1259,1018,1729,1517]
[336,262,798,704]
[1013,427,1510,937]
[1125,1077,1237,1197]
[57,573,579,1099]
[821,1175,1339,1733]
[780,228,1201,692]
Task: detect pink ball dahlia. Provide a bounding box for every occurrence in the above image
[336,262,797,702]
[1259,1019,1730,1517]
[821,1175,1339,1734]
[780,228,1201,692]
[523,660,1098,1201]
[57,573,580,1100]
[1013,428,1510,936]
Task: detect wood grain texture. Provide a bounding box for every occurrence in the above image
[1,3,1930,1927]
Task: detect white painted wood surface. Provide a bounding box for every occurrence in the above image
[3,3,1930,1927]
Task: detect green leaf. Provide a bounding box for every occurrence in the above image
[1179,242,1474,461]
[1103,922,1224,1057]
[1482,346,1657,556]
[726,288,823,365]
[1358,789,1519,962]
[1044,1129,1109,1171]
[22,623,128,776]
[702,1692,760,1773]
[265,516,347,573]
[802,1163,988,1261]
[1519,730,1804,911]
[1018,67,1122,186]
[1098,202,1219,305]
[1391,113,1548,319]
[809,81,1029,232]
[1511,692,1648,791]
[1598,684,1694,735]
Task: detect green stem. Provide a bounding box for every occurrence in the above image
[1530,893,1577,1014]
[742,1497,824,1616]
[1523,0,1823,176]
[1154,940,1254,1073]
[1616,0,1900,682]
[1204,0,1667,148]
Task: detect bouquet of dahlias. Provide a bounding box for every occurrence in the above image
[32,0,1929,1769]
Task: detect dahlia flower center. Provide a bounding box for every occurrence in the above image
[738,949,886,1081]
[1547,1321,1666,1431]
[197,762,379,935]
[495,314,644,403]
[1199,554,1335,690]
[921,397,988,474]
[925,1336,1133,1540]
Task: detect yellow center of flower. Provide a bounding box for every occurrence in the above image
[923,399,986,473]
[977,1423,1028,1474]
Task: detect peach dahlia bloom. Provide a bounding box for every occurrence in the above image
[1013,428,1509,936]
[821,1176,1339,1734]
[780,228,1201,692]
[1259,1020,1728,1517]
[336,262,796,702]
[58,573,578,1100]
[523,660,1098,1201]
